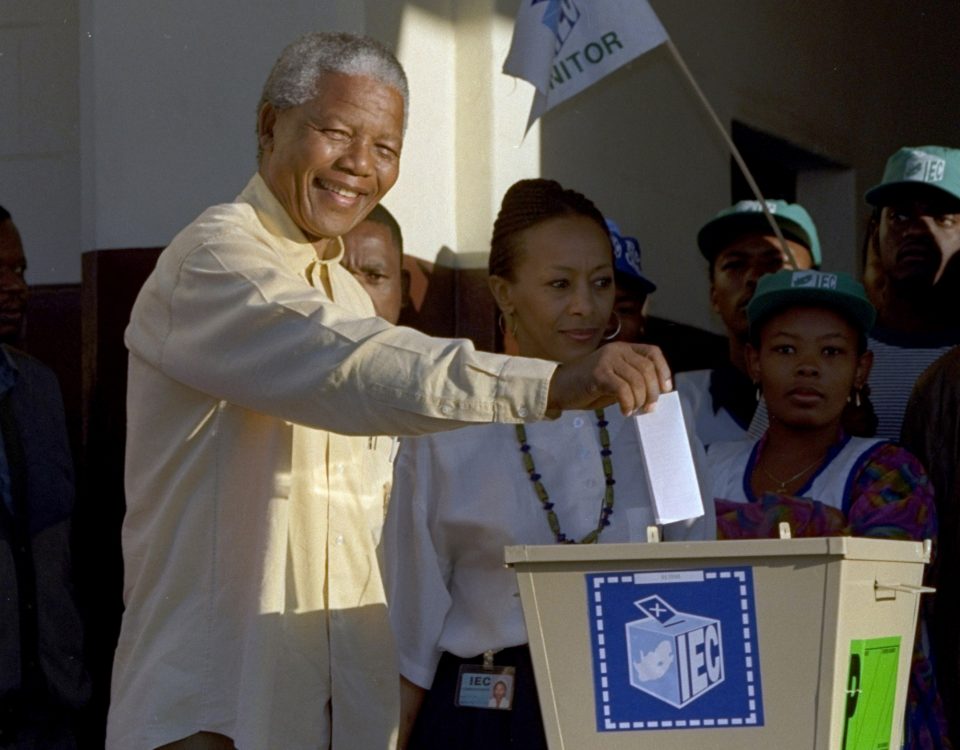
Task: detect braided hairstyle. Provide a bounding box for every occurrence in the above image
[489,178,609,280]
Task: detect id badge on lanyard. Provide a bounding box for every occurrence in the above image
[454,650,516,711]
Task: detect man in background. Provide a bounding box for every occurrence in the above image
[861,145,960,440]
[902,346,960,749]
[675,199,820,447]
[0,205,88,749]
[0,208,27,347]
[341,203,408,324]
[108,32,673,750]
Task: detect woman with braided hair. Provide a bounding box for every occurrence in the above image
[381,178,713,749]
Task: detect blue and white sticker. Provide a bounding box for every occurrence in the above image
[586,566,764,732]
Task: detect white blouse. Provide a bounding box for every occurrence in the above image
[382,406,715,689]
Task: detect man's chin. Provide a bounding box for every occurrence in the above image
[302,214,368,244]
[889,271,938,296]
[0,327,22,346]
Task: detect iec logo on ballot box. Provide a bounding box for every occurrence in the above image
[585,566,764,732]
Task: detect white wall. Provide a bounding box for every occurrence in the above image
[78,0,365,253]
[368,0,541,269]
[5,0,960,334]
[0,0,80,283]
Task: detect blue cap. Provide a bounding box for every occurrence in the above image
[606,219,656,294]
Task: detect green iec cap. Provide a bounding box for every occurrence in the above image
[697,199,822,267]
[865,146,960,207]
[747,269,876,336]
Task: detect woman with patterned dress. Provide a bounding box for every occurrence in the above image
[382,179,713,750]
[706,269,948,749]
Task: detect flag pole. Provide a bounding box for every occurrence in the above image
[664,40,800,270]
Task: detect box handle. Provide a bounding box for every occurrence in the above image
[874,581,936,600]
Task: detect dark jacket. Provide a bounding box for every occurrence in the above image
[902,345,960,747]
[0,346,89,743]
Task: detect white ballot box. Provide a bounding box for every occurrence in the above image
[505,537,930,750]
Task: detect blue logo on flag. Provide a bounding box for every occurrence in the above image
[531,0,581,50]
[586,566,764,732]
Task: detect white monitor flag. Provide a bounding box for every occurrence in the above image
[503,0,669,129]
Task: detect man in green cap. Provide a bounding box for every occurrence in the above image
[871,146,960,750]
[861,145,960,441]
[676,199,821,447]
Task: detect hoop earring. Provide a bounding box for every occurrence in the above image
[603,312,622,341]
[848,387,862,408]
[498,313,518,338]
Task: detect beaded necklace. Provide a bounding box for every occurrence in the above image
[515,408,615,544]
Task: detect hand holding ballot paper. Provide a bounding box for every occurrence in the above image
[547,341,673,417]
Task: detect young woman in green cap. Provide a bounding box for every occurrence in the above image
[706,268,946,749]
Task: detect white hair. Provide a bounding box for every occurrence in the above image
[259,31,408,132]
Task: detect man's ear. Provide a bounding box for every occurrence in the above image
[488,275,514,315]
[257,103,278,156]
[709,282,721,314]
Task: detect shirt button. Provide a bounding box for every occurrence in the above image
[335,534,345,546]
[440,403,453,416]
[573,416,584,428]
[517,406,529,418]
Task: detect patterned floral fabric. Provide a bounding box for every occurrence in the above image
[716,441,936,544]
[715,437,951,750]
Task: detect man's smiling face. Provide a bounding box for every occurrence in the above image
[257,71,404,257]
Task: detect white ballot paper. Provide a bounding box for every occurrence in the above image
[631,391,705,524]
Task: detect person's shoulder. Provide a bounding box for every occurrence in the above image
[674,369,712,410]
[856,438,926,476]
[869,325,960,351]
[169,197,264,254]
[675,369,711,390]
[0,346,66,419]
[157,176,271,261]
[704,437,755,465]
[2,345,58,384]
[919,345,960,384]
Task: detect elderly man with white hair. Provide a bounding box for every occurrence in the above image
[107,31,674,750]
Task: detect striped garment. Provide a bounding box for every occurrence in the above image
[867,325,960,440]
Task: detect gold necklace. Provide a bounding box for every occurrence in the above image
[758,454,823,493]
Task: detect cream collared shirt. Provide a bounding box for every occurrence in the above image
[107,174,556,750]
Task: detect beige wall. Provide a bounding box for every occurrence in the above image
[3,0,959,332]
[0,0,80,282]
